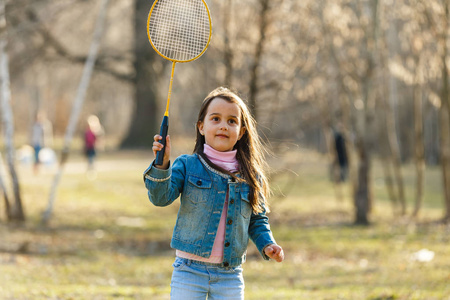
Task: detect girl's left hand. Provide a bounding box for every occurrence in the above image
[264,244,285,262]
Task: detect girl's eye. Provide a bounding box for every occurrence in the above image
[229,118,240,125]
[212,117,220,122]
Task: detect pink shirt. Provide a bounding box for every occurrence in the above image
[176,144,239,263]
[85,129,96,150]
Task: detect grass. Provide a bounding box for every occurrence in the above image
[0,145,449,300]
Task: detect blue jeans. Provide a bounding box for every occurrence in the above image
[170,257,244,300]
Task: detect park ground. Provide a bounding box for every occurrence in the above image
[0,143,449,300]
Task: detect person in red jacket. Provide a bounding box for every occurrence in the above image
[84,115,104,172]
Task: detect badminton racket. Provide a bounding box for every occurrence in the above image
[147,0,212,165]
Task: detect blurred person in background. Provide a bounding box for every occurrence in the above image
[84,115,105,176]
[332,123,348,183]
[31,111,53,174]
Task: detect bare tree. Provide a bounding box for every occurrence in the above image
[422,0,450,222]
[42,0,110,224]
[248,0,271,120]
[379,0,406,216]
[120,0,163,148]
[0,0,24,222]
[319,0,380,225]
[0,153,11,220]
[440,2,450,222]
[412,37,425,218]
[352,0,381,225]
[223,0,234,87]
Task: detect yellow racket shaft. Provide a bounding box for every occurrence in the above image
[164,62,176,117]
[155,61,175,165]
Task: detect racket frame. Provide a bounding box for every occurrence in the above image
[146,0,212,64]
[147,0,212,165]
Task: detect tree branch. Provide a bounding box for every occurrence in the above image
[27,7,134,83]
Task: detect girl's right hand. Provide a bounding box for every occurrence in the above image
[264,244,285,262]
[152,134,171,169]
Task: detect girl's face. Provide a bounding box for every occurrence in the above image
[198,97,246,152]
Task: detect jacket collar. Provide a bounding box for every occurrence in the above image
[197,153,244,183]
[197,154,231,179]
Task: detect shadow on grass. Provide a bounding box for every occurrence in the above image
[0,221,173,259]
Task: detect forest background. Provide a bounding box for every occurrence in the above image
[1,0,450,299]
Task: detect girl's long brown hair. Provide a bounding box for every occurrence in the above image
[193,87,270,213]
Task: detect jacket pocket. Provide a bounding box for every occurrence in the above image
[240,192,252,219]
[185,175,212,204]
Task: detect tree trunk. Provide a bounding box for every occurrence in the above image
[381,158,398,215]
[381,74,406,216]
[446,2,450,120]
[248,0,270,120]
[378,0,406,216]
[120,0,160,148]
[223,0,233,87]
[390,135,406,215]
[440,104,450,222]
[353,74,373,225]
[0,0,24,222]
[412,54,425,218]
[440,2,450,222]
[354,139,371,225]
[42,0,110,224]
[353,74,373,226]
[0,152,11,220]
[353,0,381,226]
[440,71,450,222]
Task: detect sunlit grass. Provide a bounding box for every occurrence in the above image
[1,146,449,299]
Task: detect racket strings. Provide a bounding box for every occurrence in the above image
[149,0,210,61]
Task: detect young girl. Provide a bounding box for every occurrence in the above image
[144,87,284,299]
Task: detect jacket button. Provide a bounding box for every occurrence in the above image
[223,262,229,267]
[227,219,233,225]
[225,242,230,247]
[230,199,234,204]
[197,180,202,186]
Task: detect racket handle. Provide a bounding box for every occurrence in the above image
[155,116,169,166]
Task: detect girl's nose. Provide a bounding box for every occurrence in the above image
[220,123,228,130]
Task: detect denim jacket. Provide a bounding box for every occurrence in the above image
[143,153,276,267]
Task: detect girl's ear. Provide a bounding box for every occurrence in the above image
[238,126,246,140]
[198,121,204,135]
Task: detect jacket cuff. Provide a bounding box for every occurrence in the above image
[143,160,171,182]
[254,234,276,260]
